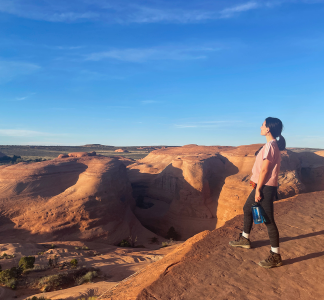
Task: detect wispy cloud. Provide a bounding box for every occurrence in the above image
[175,125,199,128]
[0,129,65,137]
[85,45,221,62]
[0,60,40,84]
[107,105,132,109]
[13,92,36,101]
[0,0,310,24]
[220,2,259,18]
[0,0,98,22]
[44,45,84,50]
[141,100,161,105]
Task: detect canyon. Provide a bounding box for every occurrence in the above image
[0,145,323,299]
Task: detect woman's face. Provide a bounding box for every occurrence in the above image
[260,121,269,136]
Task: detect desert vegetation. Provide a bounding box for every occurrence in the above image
[0,252,15,260]
[118,235,138,247]
[37,266,98,292]
[0,253,100,294]
[0,154,47,165]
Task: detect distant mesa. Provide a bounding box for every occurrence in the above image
[83,144,103,147]
[115,149,129,153]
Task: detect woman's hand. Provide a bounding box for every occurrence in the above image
[255,189,262,202]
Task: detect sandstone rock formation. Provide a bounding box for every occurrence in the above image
[115,149,129,153]
[127,145,324,239]
[0,156,154,244]
[103,191,324,300]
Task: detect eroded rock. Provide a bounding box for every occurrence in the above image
[0,156,152,244]
[127,145,324,238]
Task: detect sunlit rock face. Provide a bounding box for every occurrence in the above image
[1,145,322,244]
[127,144,323,238]
[0,156,152,244]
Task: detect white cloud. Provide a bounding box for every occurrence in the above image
[85,45,221,62]
[107,105,132,109]
[220,2,259,18]
[175,125,198,128]
[1,0,323,25]
[0,0,300,24]
[0,60,40,84]
[16,96,27,101]
[13,92,36,101]
[44,45,84,50]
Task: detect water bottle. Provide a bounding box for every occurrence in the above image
[252,203,264,224]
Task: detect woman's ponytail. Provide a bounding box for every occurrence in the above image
[265,117,286,151]
[277,134,286,151]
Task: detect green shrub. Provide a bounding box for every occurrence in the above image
[0,252,15,260]
[75,246,80,250]
[5,278,17,290]
[161,239,174,248]
[23,264,50,274]
[118,239,131,247]
[50,244,56,249]
[81,246,89,250]
[38,267,91,291]
[0,267,21,289]
[70,259,78,267]
[19,256,35,270]
[38,273,71,291]
[76,271,98,285]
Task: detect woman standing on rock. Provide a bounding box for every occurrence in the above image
[229,117,286,268]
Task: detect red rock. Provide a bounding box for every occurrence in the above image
[115,149,129,153]
[104,191,324,300]
[68,152,90,157]
[0,156,153,244]
[128,145,324,239]
[58,154,69,158]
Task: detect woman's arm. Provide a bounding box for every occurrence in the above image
[255,159,271,202]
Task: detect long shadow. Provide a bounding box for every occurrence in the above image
[298,151,324,192]
[283,251,324,265]
[14,160,88,198]
[252,229,324,248]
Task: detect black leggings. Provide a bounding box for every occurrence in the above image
[243,185,279,247]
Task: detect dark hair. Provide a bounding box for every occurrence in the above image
[265,117,286,151]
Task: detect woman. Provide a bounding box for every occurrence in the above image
[229,117,286,268]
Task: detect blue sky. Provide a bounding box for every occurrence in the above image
[0,0,323,147]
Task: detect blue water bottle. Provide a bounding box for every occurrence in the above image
[252,203,264,224]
